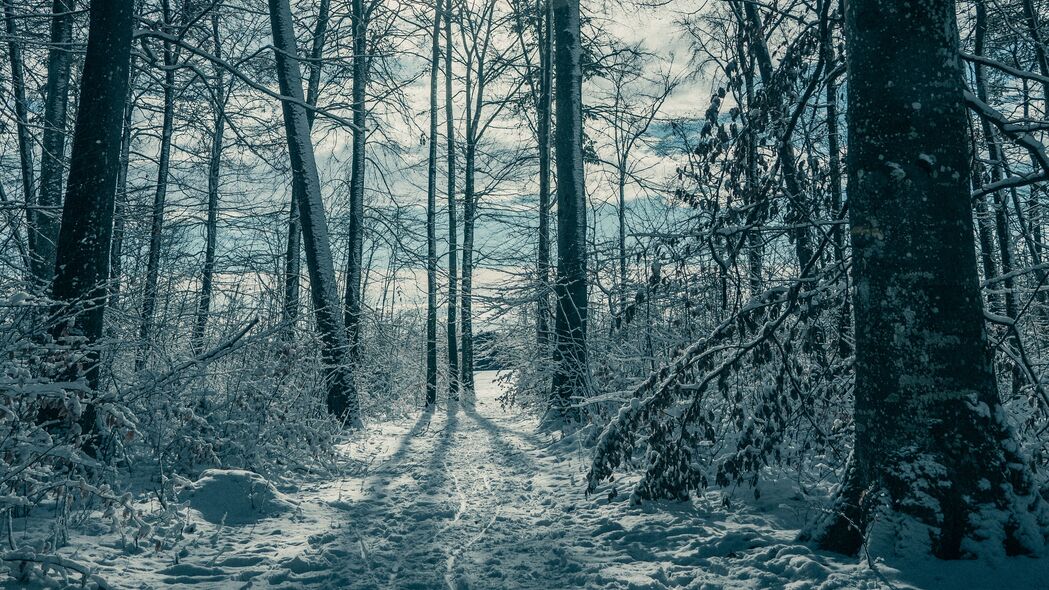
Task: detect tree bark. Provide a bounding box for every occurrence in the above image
[35,0,76,291]
[549,0,589,420]
[49,0,135,448]
[812,0,1048,558]
[268,0,362,426]
[425,0,441,407]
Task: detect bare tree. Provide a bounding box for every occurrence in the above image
[549,0,588,419]
[268,0,361,426]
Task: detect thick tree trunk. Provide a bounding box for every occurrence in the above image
[268,0,362,426]
[193,14,227,352]
[445,0,460,400]
[283,0,330,336]
[549,0,589,420]
[3,1,39,286]
[425,0,441,407]
[137,1,177,371]
[35,0,76,291]
[536,0,552,354]
[343,0,367,361]
[812,0,1047,558]
[49,0,134,448]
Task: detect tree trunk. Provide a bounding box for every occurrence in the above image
[268,0,362,426]
[137,0,177,371]
[1021,0,1049,110]
[445,0,460,400]
[49,0,135,449]
[549,0,589,420]
[460,135,476,394]
[973,0,1021,393]
[425,0,441,407]
[812,0,1048,558]
[742,3,814,273]
[109,67,136,309]
[3,1,39,287]
[343,0,367,361]
[35,0,76,291]
[735,13,762,296]
[193,14,227,352]
[283,0,330,337]
[536,0,552,355]
[617,162,627,319]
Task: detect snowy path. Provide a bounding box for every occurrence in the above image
[28,371,1047,589]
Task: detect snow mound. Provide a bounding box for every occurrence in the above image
[181,469,295,525]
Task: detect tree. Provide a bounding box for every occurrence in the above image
[343,0,375,362]
[549,0,588,420]
[455,0,521,394]
[49,0,135,441]
[425,0,441,407]
[137,0,179,371]
[445,0,460,400]
[192,11,229,352]
[3,0,37,286]
[283,0,332,337]
[35,0,76,291]
[813,0,1048,557]
[268,0,362,426]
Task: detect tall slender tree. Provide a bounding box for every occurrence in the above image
[425,0,442,407]
[343,0,370,360]
[137,0,178,370]
[445,0,460,400]
[283,0,332,337]
[536,0,553,354]
[35,0,76,290]
[549,0,588,419]
[268,0,362,426]
[193,11,228,352]
[3,1,38,285]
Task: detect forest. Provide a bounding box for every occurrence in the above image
[1,0,1049,587]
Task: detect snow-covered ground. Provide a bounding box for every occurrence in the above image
[6,371,1047,589]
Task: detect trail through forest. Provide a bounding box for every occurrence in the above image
[20,372,1042,590]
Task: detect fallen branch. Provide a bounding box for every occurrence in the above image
[1,550,112,589]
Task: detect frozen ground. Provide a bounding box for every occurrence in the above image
[5,371,1047,589]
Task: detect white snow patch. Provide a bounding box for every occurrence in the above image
[179,469,296,525]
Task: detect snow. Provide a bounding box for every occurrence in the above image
[180,469,296,525]
[4,371,1048,589]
